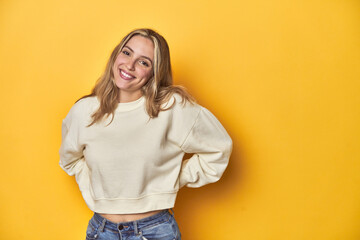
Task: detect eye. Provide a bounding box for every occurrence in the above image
[121,50,130,56]
[139,60,150,67]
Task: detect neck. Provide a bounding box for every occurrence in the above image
[119,91,143,103]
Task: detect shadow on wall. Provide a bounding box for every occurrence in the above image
[175,137,245,238]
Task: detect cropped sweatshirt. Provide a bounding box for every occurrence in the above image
[59,94,232,214]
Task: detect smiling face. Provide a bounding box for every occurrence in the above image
[112,35,154,102]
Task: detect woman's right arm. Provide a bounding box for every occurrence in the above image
[59,101,92,193]
[59,118,86,176]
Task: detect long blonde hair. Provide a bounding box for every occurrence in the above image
[78,28,194,126]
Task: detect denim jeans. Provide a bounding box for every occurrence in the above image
[85,209,181,240]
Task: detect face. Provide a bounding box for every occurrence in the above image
[112,35,154,101]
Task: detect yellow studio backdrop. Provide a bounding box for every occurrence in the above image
[0,0,359,239]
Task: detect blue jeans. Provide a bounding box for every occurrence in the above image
[85,209,181,240]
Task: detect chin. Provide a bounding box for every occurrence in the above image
[115,80,129,89]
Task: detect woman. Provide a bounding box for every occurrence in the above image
[59,28,232,240]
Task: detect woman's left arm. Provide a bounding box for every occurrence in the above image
[179,106,233,188]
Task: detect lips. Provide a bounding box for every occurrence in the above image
[119,69,135,80]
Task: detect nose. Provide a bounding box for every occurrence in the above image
[125,58,136,71]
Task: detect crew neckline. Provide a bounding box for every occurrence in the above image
[116,96,145,112]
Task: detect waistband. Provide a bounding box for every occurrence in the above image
[92,209,173,234]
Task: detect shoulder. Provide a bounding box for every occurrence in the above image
[64,96,99,125]
[164,93,200,111]
[166,94,228,131]
[162,93,202,124]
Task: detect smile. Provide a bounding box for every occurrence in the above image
[119,69,135,80]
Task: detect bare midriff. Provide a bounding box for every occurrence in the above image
[99,209,164,223]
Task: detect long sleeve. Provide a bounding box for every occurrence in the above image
[59,111,91,194]
[179,106,233,188]
[59,119,85,176]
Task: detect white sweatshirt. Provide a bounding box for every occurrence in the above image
[59,94,232,214]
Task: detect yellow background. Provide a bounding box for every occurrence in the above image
[1,0,359,239]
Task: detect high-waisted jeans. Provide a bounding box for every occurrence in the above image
[85,209,181,240]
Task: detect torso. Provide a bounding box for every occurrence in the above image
[99,209,164,223]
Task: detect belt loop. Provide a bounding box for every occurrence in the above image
[98,218,106,232]
[134,220,139,235]
[170,208,175,216]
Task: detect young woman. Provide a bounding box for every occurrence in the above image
[59,28,232,240]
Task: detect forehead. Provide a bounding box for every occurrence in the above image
[124,35,154,60]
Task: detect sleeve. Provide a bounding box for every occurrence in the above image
[59,117,86,178]
[179,106,233,188]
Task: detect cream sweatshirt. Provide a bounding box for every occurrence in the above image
[59,94,232,214]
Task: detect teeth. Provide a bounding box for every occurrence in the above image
[120,70,133,79]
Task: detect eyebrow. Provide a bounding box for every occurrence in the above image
[123,46,153,64]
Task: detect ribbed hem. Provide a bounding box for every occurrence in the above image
[81,190,178,214]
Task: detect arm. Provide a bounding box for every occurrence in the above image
[179,107,233,188]
[59,99,93,193]
[59,119,85,176]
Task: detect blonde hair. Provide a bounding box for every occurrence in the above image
[78,28,194,126]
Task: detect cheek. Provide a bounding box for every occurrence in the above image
[140,68,153,80]
[114,55,125,67]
